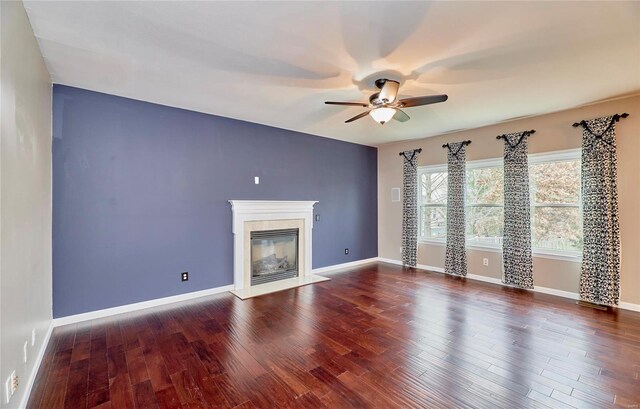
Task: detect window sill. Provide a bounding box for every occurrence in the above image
[418,240,582,262]
[418,239,445,246]
[532,251,582,262]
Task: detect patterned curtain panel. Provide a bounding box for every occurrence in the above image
[501,132,534,289]
[579,115,621,306]
[445,142,467,276]
[401,150,420,267]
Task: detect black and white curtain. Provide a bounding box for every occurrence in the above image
[401,150,420,267]
[445,142,467,276]
[501,132,534,289]
[579,116,620,306]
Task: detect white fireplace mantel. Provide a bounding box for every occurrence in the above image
[229,200,317,291]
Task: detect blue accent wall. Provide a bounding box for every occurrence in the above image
[52,85,377,318]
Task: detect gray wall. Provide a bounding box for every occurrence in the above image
[1,1,53,408]
[53,85,378,318]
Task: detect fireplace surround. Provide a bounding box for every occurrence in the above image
[229,200,327,298]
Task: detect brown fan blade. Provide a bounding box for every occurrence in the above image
[345,111,371,123]
[325,101,368,107]
[379,80,400,103]
[393,109,410,122]
[398,94,448,108]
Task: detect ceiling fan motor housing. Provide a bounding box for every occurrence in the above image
[374,78,398,89]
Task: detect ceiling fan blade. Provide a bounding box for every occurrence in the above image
[393,109,410,122]
[378,80,400,103]
[345,111,371,123]
[325,101,368,107]
[398,94,448,108]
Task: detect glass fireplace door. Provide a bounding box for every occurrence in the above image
[250,228,299,285]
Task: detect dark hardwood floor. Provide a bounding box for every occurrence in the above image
[28,262,640,408]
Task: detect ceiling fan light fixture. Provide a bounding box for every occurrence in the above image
[370,107,396,125]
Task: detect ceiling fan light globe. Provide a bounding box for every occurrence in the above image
[370,107,395,124]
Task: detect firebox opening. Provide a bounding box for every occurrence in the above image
[250,228,299,286]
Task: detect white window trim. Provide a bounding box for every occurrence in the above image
[417,149,583,260]
[528,148,581,164]
[417,240,582,262]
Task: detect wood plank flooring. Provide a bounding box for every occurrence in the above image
[28,262,640,408]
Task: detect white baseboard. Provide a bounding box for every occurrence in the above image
[413,262,505,285]
[619,302,640,312]
[467,273,503,285]
[532,285,579,300]
[312,257,379,274]
[377,257,403,266]
[53,284,234,327]
[376,257,640,313]
[53,257,380,327]
[19,321,53,409]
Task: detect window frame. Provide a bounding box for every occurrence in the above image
[528,149,582,260]
[417,149,582,261]
[463,158,505,250]
[417,164,448,242]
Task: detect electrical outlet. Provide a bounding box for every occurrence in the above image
[315,214,320,222]
[254,176,260,184]
[23,341,28,363]
[483,258,489,266]
[32,328,36,346]
[181,272,189,282]
[344,248,349,255]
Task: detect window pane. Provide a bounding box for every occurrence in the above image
[466,206,503,246]
[531,160,580,204]
[532,206,582,252]
[421,172,447,204]
[420,206,446,240]
[466,167,504,205]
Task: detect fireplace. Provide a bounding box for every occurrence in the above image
[229,200,329,298]
[251,228,299,285]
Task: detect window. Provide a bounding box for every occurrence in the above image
[417,149,582,258]
[465,161,504,248]
[529,151,582,255]
[419,166,447,240]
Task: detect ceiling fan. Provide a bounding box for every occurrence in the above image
[325,79,448,125]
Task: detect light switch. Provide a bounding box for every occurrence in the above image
[254,176,260,184]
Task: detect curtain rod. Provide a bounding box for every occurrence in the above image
[573,113,629,128]
[442,140,471,148]
[398,148,422,156]
[496,129,535,140]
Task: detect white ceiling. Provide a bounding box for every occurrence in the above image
[24,1,640,146]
